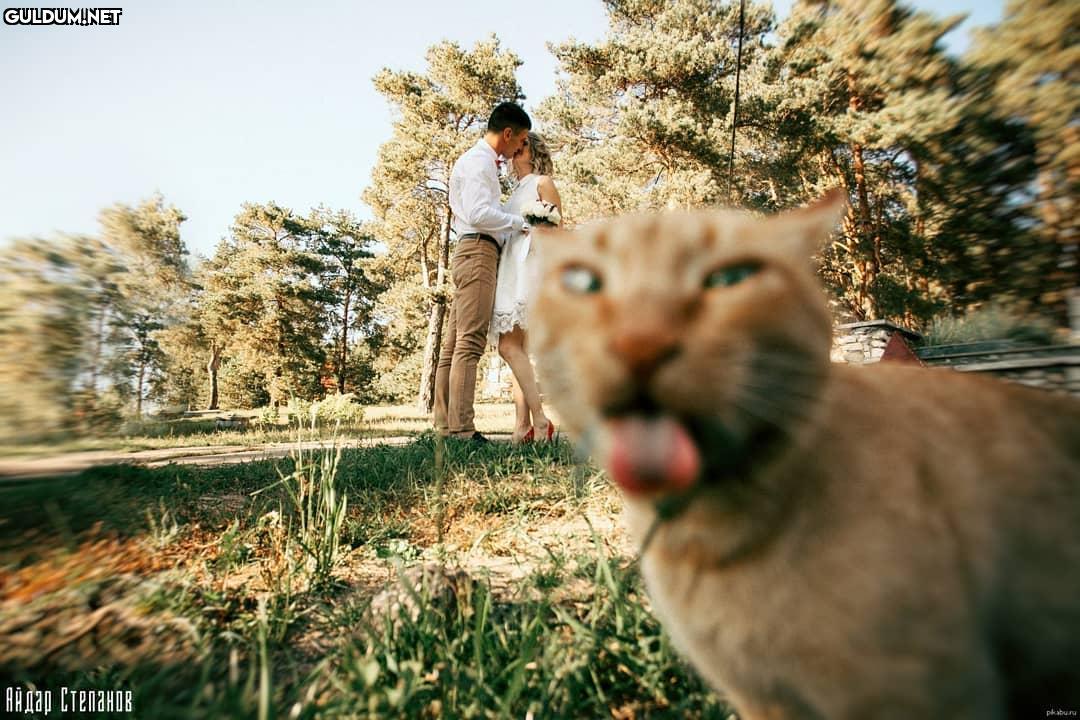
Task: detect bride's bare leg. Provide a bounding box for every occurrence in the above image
[509,370,531,443]
[498,327,550,439]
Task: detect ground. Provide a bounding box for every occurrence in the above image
[0,404,733,719]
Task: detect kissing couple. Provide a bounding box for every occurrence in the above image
[433,102,562,444]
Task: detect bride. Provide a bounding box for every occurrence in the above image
[490,131,561,444]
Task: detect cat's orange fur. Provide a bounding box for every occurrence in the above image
[528,191,1080,719]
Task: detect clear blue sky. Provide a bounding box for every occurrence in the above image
[0,0,1002,259]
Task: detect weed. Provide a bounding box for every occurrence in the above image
[145,497,181,549]
[255,428,349,591]
[213,519,250,591]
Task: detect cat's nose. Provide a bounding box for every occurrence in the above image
[609,330,680,380]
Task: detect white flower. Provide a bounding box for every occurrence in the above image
[521,200,561,227]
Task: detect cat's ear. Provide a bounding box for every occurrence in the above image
[782,187,848,256]
[529,225,571,264]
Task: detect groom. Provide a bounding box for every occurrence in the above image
[433,102,532,441]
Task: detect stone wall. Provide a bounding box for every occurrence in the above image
[831,321,922,365]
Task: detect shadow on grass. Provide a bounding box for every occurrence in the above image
[3,538,731,720]
[0,433,578,554]
[0,433,736,718]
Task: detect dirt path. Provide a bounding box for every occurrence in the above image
[0,433,513,482]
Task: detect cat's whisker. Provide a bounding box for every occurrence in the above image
[728,356,828,401]
[722,392,799,437]
[744,348,830,368]
[720,365,814,410]
[730,378,821,405]
[729,388,815,436]
[716,356,830,395]
[734,385,849,447]
[682,362,817,431]
[748,357,830,381]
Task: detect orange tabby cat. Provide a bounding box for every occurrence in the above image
[528,190,1080,719]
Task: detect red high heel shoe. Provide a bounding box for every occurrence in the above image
[522,428,535,443]
[541,422,555,443]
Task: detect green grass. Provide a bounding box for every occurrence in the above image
[0,433,732,719]
[0,403,520,458]
[320,544,730,719]
[0,420,304,458]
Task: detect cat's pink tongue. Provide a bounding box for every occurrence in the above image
[607,416,701,495]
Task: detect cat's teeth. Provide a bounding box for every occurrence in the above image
[605,415,700,495]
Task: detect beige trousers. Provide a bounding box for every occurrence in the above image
[433,237,499,438]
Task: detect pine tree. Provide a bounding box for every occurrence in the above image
[154,290,209,410]
[909,65,1044,319]
[198,203,330,408]
[538,0,776,218]
[0,236,93,439]
[306,207,381,395]
[98,194,189,415]
[966,0,1079,321]
[0,194,190,437]
[767,0,967,321]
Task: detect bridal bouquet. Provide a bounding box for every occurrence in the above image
[521,200,561,228]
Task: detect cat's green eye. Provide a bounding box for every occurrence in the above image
[704,263,760,289]
[560,265,603,294]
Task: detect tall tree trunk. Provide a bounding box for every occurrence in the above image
[206,342,222,410]
[419,234,431,287]
[847,70,877,319]
[136,359,146,417]
[416,209,453,412]
[416,302,446,412]
[438,211,450,295]
[338,286,351,394]
[824,151,864,320]
[272,296,286,408]
[134,316,151,417]
[88,302,107,392]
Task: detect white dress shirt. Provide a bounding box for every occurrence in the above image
[449,139,525,247]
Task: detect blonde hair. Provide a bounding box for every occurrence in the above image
[526,132,554,177]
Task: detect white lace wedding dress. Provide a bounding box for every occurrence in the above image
[489,174,542,346]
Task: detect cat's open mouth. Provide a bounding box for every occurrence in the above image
[602,399,751,498]
[603,414,701,496]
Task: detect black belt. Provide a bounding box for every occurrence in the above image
[459,233,500,251]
